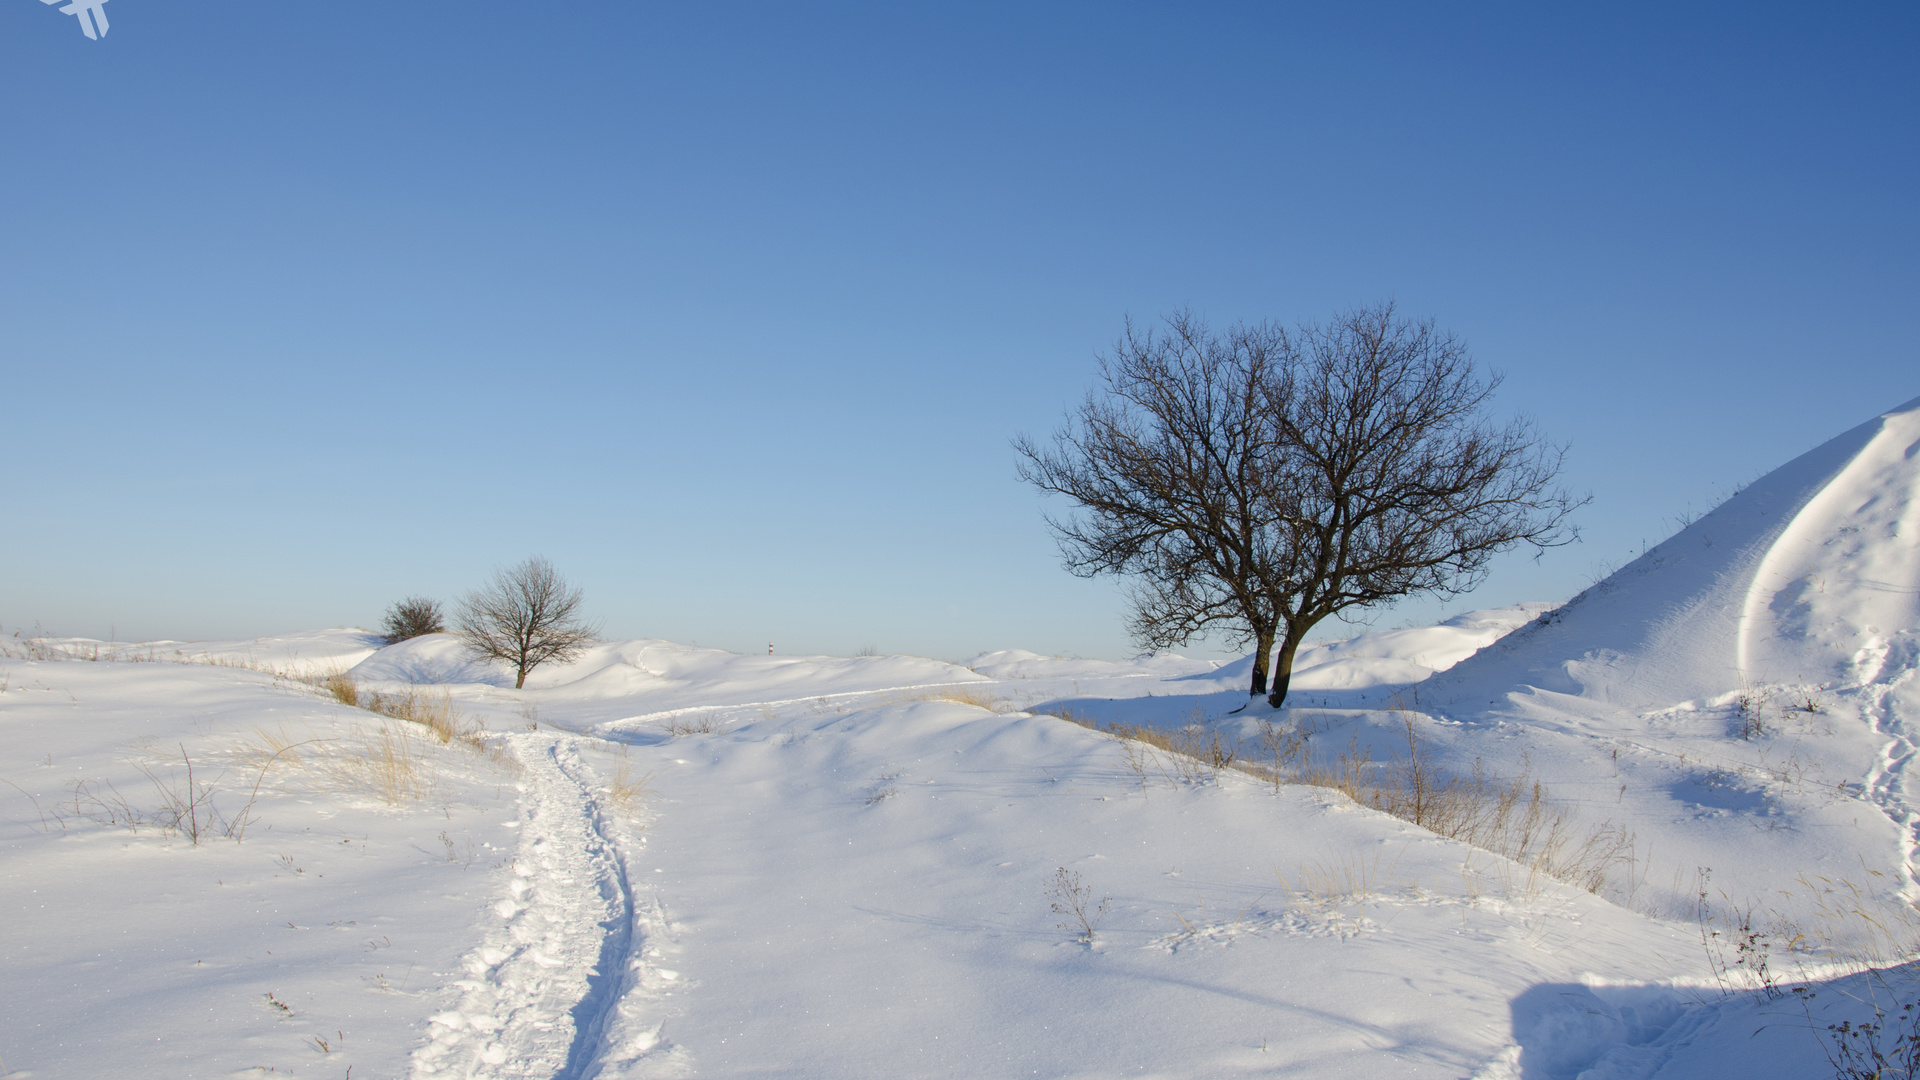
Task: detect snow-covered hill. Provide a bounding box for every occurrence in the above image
[1382,397,1920,919]
[1435,393,1920,710]
[5,397,1920,1079]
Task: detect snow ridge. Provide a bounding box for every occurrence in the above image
[1431,397,1920,709]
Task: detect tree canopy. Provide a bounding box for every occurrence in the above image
[1016,304,1582,707]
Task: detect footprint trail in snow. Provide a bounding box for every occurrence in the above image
[411,734,683,1079]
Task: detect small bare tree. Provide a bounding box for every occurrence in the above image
[456,557,598,689]
[1016,304,1582,708]
[379,596,445,644]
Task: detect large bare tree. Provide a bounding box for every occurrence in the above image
[1015,305,1582,708]
[456,556,598,689]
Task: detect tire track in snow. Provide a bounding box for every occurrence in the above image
[411,734,682,1079]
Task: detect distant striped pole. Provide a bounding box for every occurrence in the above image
[768,642,774,655]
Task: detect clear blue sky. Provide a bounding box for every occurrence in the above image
[4,2,1915,660]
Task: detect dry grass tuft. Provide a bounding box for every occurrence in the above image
[303,670,487,751]
[349,722,428,806]
[605,757,654,815]
[245,713,517,809]
[1046,867,1110,944]
[243,673,515,807]
[1108,718,1238,784]
[1754,873,1920,971]
[132,744,229,844]
[1280,844,1404,907]
[362,688,470,745]
[248,721,430,806]
[1034,705,1094,727]
[320,670,361,707]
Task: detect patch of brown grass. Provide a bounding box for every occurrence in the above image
[1040,704,1637,899]
[243,671,516,807]
[306,670,486,750]
[894,684,1008,712]
[320,669,361,707]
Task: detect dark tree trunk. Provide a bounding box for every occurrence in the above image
[515,666,528,689]
[1248,625,1276,696]
[1266,633,1303,709]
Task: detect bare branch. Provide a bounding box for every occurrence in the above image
[455,557,599,689]
[1013,304,1585,705]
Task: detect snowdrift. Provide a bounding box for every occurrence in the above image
[1368,394,1920,926]
[1210,603,1558,694]
[27,627,385,676]
[352,634,986,704]
[1433,394,1920,710]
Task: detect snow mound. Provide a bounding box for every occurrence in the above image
[961,649,1222,680]
[346,635,991,733]
[26,627,383,675]
[970,605,1551,698]
[1435,395,1920,709]
[1193,603,1557,694]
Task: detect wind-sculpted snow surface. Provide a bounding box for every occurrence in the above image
[960,648,1224,681]
[348,635,996,731]
[599,700,1708,1079]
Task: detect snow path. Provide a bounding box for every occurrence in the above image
[411,734,676,1080]
[1860,639,1920,898]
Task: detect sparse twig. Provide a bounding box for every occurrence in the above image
[1046,866,1110,943]
[230,737,330,842]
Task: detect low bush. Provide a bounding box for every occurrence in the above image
[380,596,445,645]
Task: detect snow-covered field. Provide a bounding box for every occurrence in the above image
[5,396,1920,1079]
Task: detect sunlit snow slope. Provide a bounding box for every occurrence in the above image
[1434,394,1920,710]
[1402,395,1920,913]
